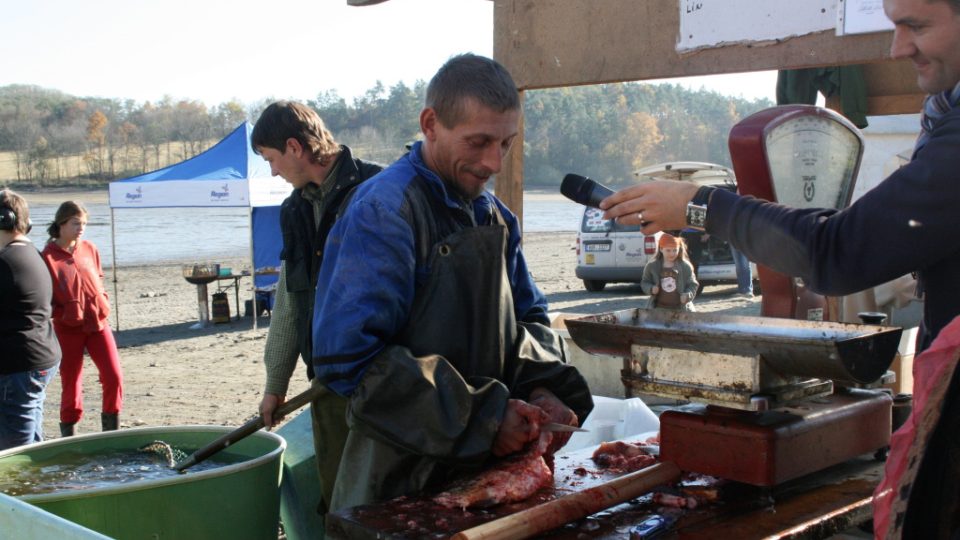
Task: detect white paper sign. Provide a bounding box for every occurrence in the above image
[837,0,894,35]
[678,0,837,52]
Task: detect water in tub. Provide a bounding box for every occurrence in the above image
[0,447,234,496]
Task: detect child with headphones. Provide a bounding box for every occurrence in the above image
[41,201,123,436]
[641,233,699,311]
[0,190,61,450]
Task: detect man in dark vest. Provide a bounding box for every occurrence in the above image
[252,101,382,526]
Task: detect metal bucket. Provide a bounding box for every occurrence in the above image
[0,426,285,540]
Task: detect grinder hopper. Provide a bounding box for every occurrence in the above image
[566,309,900,404]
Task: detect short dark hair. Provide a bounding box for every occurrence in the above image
[47,200,87,240]
[0,189,31,234]
[924,0,960,12]
[426,53,520,128]
[251,101,340,165]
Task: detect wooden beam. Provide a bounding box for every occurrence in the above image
[496,91,526,219]
[827,61,925,115]
[491,0,922,223]
[494,0,895,90]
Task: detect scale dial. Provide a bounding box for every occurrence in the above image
[729,105,865,321]
[763,112,862,210]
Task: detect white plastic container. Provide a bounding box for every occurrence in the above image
[559,396,660,453]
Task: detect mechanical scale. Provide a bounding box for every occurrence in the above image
[730,104,864,321]
[568,105,897,487]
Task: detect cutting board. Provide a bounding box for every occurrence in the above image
[326,443,885,540]
[326,442,672,539]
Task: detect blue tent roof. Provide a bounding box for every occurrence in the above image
[106,121,286,300]
[108,122,288,208]
[118,122,266,182]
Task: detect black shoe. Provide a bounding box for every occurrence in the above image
[101,413,119,431]
[59,422,77,437]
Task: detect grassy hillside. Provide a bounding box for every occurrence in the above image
[0,141,218,189]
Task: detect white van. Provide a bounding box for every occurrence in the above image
[636,162,758,291]
[574,161,758,293]
[574,207,661,292]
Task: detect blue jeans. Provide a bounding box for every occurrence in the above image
[0,363,59,451]
[731,247,753,294]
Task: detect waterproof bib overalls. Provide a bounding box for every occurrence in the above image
[330,208,523,510]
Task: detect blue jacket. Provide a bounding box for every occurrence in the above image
[311,141,549,396]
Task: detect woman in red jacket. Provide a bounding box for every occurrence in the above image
[41,201,123,436]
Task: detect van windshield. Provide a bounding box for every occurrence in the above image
[581,208,641,233]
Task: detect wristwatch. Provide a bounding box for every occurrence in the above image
[685,186,715,230]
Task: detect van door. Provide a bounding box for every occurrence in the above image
[611,219,651,275]
[579,208,616,270]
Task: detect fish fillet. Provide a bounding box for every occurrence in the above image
[433,453,553,510]
[434,433,555,510]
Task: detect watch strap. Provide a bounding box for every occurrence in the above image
[691,186,716,206]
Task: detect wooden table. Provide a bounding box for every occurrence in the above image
[327,445,884,540]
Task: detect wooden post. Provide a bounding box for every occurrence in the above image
[495,90,526,229]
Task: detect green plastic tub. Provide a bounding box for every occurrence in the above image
[0,426,285,540]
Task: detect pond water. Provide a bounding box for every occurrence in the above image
[25,195,584,267]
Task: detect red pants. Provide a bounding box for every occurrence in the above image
[56,326,123,424]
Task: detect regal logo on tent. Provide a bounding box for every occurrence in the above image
[125,187,143,202]
[210,184,231,201]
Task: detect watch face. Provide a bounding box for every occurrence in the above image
[764,114,861,209]
[686,204,708,229]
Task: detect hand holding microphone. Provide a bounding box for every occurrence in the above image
[562,173,700,230]
[560,173,615,209]
[561,173,648,225]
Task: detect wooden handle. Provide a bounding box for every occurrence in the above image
[174,385,324,471]
[451,461,681,540]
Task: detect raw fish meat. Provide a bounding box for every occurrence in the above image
[434,432,555,510]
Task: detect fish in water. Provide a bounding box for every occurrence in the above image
[138,441,188,469]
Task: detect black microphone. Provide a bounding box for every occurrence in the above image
[560,173,615,209]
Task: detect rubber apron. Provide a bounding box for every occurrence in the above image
[329,209,538,510]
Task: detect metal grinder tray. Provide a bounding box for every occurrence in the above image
[565,309,901,385]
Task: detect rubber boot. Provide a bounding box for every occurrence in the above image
[101,413,119,432]
[59,422,77,437]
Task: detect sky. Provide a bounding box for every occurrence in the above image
[0,0,777,107]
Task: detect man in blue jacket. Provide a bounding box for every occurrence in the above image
[600,0,960,535]
[311,54,594,510]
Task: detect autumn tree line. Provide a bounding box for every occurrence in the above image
[0,81,772,188]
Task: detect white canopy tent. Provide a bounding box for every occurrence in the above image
[107,122,291,329]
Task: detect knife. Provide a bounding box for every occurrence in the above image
[541,422,588,433]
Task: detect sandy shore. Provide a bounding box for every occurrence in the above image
[39,230,760,438]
